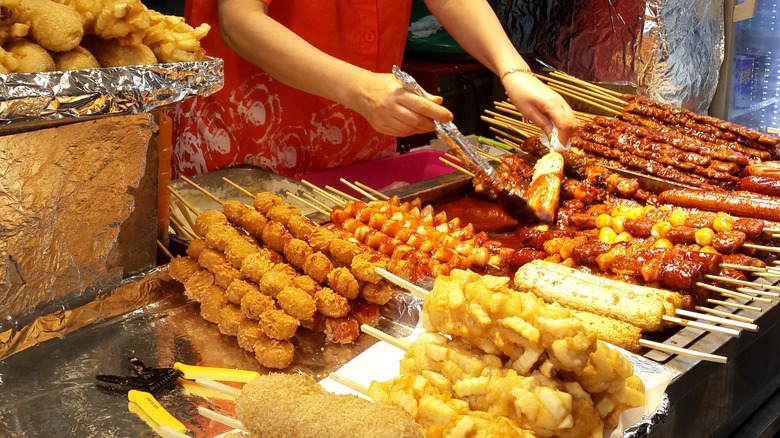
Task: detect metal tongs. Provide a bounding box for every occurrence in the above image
[392,66,536,221]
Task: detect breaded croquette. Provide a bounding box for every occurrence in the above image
[24,0,82,52]
[53,45,98,70]
[6,38,54,72]
[81,36,156,67]
[276,286,316,321]
[259,309,299,340]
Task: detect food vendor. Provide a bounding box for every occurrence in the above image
[171,0,577,178]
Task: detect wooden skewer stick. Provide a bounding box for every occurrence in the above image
[194,376,242,398]
[197,406,247,433]
[286,191,331,216]
[300,179,347,207]
[574,110,596,121]
[169,209,198,241]
[475,148,501,163]
[489,126,530,145]
[339,179,378,201]
[697,282,772,303]
[705,274,780,293]
[325,185,361,203]
[661,315,740,337]
[374,267,429,299]
[157,426,190,438]
[720,263,766,272]
[706,298,762,312]
[763,227,780,234]
[549,71,627,100]
[157,240,174,261]
[545,84,622,116]
[174,199,199,234]
[744,242,780,253]
[439,157,475,177]
[751,272,780,281]
[302,193,334,212]
[482,116,535,139]
[675,309,757,331]
[221,177,255,198]
[179,175,223,205]
[535,74,629,105]
[694,306,756,324]
[169,203,195,237]
[353,181,390,200]
[167,186,201,216]
[328,373,369,396]
[736,286,780,298]
[637,339,727,364]
[360,324,412,350]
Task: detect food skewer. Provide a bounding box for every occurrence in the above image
[221,177,255,198]
[706,298,762,312]
[694,306,756,324]
[325,184,361,203]
[174,199,199,232]
[301,192,334,212]
[180,175,223,205]
[285,191,331,216]
[438,157,475,177]
[696,282,772,303]
[353,180,390,200]
[339,178,380,201]
[197,406,247,433]
[168,186,201,216]
[157,240,174,260]
[300,179,347,207]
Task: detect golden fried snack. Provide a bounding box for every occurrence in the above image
[271,262,298,277]
[302,251,333,283]
[204,223,241,252]
[194,209,228,236]
[258,270,293,298]
[286,215,316,240]
[52,0,149,41]
[283,237,312,268]
[360,281,394,305]
[0,0,30,45]
[267,204,301,227]
[217,304,245,336]
[221,199,250,223]
[182,270,214,302]
[199,285,227,324]
[276,286,316,321]
[252,334,295,369]
[23,0,82,52]
[53,45,99,70]
[240,252,275,283]
[6,38,54,72]
[307,227,337,252]
[300,312,326,333]
[224,236,260,269]
[260,309,299,340]
[139,9,209,62]
[167,256,199,283]
[240,289,275,321]
[253,192,284,214]
[197,248,227,272]
[237,319,264,352]
[225,279,256,306]
[81,36,156,67]
[328,238,362,266]
[326,267,359,300]
[0,46,19,73]
[237,374,423,438]
[261,220,291,253]
[186,238,208,260]
[314,288,350,318]
[350,252,386,283]
[237,209,267,239]
[212,263,240,289]
[292,275,320,296]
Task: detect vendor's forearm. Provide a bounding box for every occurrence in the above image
[217,0,367,106]
[424,0,528,75]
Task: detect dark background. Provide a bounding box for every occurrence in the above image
[141,0,184,16]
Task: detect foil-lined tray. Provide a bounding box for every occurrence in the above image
[0,57,223,133]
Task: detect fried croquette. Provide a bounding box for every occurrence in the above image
[253,192,283,214]
[307,227,337,252]
[225,279,256,305]
[252,334,294,369]
[217,304,245,336]
[283,237,312,268]
[236,374,423,438]
[194,209,228,236]
[360,281,394,305]
[237,209,267,239]
[52,45,99,70]
[276,286,316,321]
[6,38,54,72]
[314,288,350,318]
[25,0,83,52]
[240,289,275,321]
[266,204,300,227]
[286,215,316,240]
[221,199,250,223]
[259,309,299,340]
[258,269,293,298]
[186,238,208,260]
[302,251,333,283]
[182,270,214,302]
[199,285,227,323]
[237,320,264,352]
[292,275,320,296]
[240,253,275,283]
[224,236,259,269]
[326,267,359,300]
[261,221,291,253]
[81,36,156,67]
[167,256,199,283]
[205,223,241,252]
[328,238,362,266]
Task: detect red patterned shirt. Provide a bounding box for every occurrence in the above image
[172,0,412,178]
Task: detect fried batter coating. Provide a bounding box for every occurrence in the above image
[260,309,299,340]
[236,374,423,437]
[237,320,264,352]
[324,316,360,344]
[205,223,241,252]
[302,251,333,283]
[253,192,284,214]
[212,264,240,289]
[185,238,207,260]
[328,238,362,266]
[286,215,317,240]
[240,253,275,283]
[197,248,227,272]
[326,267,359,300]
[222,199,250,224]
[271,262,298,278]
[238,209,267,239]
[53,45,99,70]
[360,281,394,305]
[25,0,82,52]
[217,304,245,336]
[224,236,260,269]
[267,204,301,227]
[182,269,214,302]
[386,259,415,283]
[307,227,337,252]
[167,256,199,282]
[140,9,210,63]
[277,286,316,321]
[81,36,157,67]
[199,285,227,323]
[6,38,54,72]
[293,275,320,296]
[252,334,295,369]
[351,253,387,283]
[258,270,293,298]
[240,289,275,321]
[283,237,312,268]
[261,221,291,253]
[194,209,228,236]
[0,0,30,47]
[314,288,350,318]
[225,279,257,305]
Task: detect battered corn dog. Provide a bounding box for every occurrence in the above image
[236,374,423,438]
[567,309,643,352]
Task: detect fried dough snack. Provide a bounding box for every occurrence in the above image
[5,38,53,72]
[138,9,209,63]
[81,35,156,67]
[51,0,149,42]
[23,0,82,52]
[52,44,98,70]
[237,374,423,438]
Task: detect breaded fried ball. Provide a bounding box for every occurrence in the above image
[314,288,350,318]
[167,256,199,283]
[199,285,227,323]
[194,210,228,236]
[205,223,241,252]
[261,221,291,253]
[302,252,333,283]
[221,200,250,224]
[238,209,268,239]
[258,270,293,298]
[26,0,83,52]
[186,238,208,260]
[260,309,299,340]
[197,248,227,271]
[276,286,316,320]
[308,228,337,252]
[300,312,326,333]
[212,264,240,289]
[267,204,301,227]
[292,275,320,296]
[82,36,157,67]
[283,238,312,268]
[286,215,317,240]
[271,262,298,278]
[253,192,284,214]
[360,282,394,306]
[53,45,99,70]
[329,239,362,266]
[252,335,295,370]
[326,267,359,300]
[224,236,259,269]
[237,320,264,352]
[240,289,275,320]
[6,38,54,72]
[182,270,215,302]
[226,279,257,305]
[240,253,275,283]
[351,253,386,283]
[217,304,246,336]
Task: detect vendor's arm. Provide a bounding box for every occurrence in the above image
[425,0,578,143]
[218,0,453,137]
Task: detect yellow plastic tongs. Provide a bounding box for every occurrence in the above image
[96,357,260,437]
[392,66,538,221]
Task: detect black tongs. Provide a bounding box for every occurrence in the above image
[392,66,536,221]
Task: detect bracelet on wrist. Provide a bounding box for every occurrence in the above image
[500,67,533,80]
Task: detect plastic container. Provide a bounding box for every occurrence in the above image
[298,150,456,199]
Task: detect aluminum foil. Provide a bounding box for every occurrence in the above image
[490,0,724,113]
[0,57,223,132]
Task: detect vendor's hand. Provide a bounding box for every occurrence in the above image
[502,72,579,144]
[347,72,454,137]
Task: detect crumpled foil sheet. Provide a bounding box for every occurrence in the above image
[490,0,724,113]
[623,394,670,438]
[0,57,223,127]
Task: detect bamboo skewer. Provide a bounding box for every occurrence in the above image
[705,275,780,293]
[325,185,361,203]
[694,306,756,324]
[549,71,627,100]
[675,309,757,331]
[637,339,727,364]
[300,179,347,207]
[179,175,223,205]
[286,191,331,216]
[483,117,536,139]
[439,157,475,177]
[157,240,174,260]
[360,324,412,350]
[354,181,390,200]
[744,243,780,253]
[721,263,767,273]
[545,85,622,116]
[736,286,780,298]
[339,179,379,201]
[222,177,255,198]
[169,210,198,240]
[536,74,629,106]
[706,299,762,312]
[175,200,198,232]
[698,282,772,303]
[197,407,247,433]
[489,126,531,144]
[302,193,333,212]
[328,373,370,395]
[167,186,200,216]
